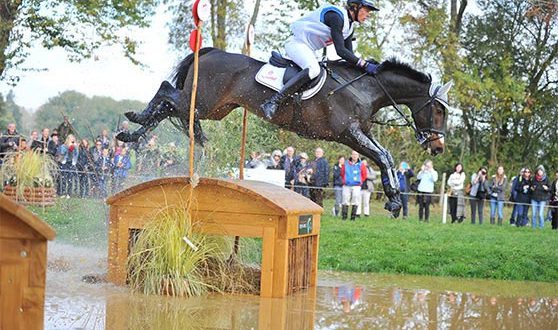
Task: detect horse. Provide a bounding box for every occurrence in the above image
[118,47,452,217]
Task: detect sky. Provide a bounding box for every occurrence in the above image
[0,6,181,111]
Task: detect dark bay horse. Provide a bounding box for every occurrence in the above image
[119,47,452,217]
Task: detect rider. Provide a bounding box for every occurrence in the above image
[261,0,380,120]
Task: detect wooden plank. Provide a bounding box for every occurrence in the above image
[285,214,321,239]
[0,262,27,330]
[27,241,46,288]
[107,206,120,284]
[271,238,289,298]
[197,224,264,238]
[22,286,45,330]
[310,234,320,288]
[0,239,30,262]
[259,227,275,298]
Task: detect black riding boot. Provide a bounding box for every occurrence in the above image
[341,205,349,220]
[261,68,312,120]
[350,206,358,221]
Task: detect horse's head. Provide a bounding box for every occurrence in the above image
[409,81,453,156]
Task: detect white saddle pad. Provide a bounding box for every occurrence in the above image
[255,64,327,100]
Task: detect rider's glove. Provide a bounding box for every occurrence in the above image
[365,62,379,75]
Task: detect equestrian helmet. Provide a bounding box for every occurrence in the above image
[347,0,379,11]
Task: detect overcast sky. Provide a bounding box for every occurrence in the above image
[0,6,182,111]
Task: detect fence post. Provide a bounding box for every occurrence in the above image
[439,172,446,206]
[442,193,448,224]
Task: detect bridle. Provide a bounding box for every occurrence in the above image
[374,76,447,146]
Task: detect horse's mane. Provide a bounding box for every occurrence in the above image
[329,57,431,83]
[376,57,432,83]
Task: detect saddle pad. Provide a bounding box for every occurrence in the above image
[255,64,327,100]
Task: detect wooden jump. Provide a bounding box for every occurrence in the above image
[106,177,323,298]
[0,194,56,330]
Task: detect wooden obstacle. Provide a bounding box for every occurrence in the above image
[0,194,56,330]
[106,177,323,298]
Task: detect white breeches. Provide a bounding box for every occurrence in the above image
[342,185,361,206]
[285,38,321,79]
[357,190,371,215]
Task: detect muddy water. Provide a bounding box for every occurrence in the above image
[45,242,558,329]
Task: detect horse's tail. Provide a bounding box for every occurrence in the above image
[173,47,218,89]
[170,47,217,147]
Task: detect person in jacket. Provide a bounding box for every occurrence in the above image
[292,153,311,198]
[58,134,79,198]
[309,147,329,207]
[95,148,113,198]
[77,139,93,198]
[489,166,508,225]
[514,167,532,227]
[469,166,490,224]
[397,161,414,219]
[416,160,438,222]
[280,146,295,188]
[266,150,283,170]
[529,165,550,229]
[0,123,20,162]
[112,147,132,193]
[549,170,558,230]
[356,159,377,217]
[340,150,367,221]
[447,163,466,223]
[332,156,345,217]
[508,168,525,225]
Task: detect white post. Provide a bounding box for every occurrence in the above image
[442,193,448,224]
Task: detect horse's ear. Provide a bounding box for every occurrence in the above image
[439,80,453,96]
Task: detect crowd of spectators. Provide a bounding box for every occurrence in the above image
[0,121,181,198]
[3,120,557,230]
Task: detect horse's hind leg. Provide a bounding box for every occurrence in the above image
[341,123,402,217]
[125,81,180,125]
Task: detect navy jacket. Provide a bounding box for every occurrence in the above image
[312,157,329,187]
[332,164,343,187]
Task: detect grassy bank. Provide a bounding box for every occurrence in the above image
[30,197,558,282]
[318,199,558,282]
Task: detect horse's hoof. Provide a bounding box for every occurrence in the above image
[125,111,143,124]
[116,132,135,142]
[384,201,402,218]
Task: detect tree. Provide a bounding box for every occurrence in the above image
[0,0,159,83]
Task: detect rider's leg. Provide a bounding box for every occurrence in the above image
[260,39,318,119]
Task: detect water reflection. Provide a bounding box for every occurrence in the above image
[45,243,558,329]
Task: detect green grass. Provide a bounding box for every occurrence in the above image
[319,198,558,282]
[29,197,558,282]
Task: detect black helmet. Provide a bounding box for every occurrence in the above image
[347,0,379,11]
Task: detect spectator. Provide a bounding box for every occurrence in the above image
[113,139,125,157]
[340,150,367,221]
[280,146,295,188]
[137,136,160,176]
[309,147,329,207]
[357,159,376,217]
[160,142,180,176]
[18,138,30,151]
[489,166,508,225]
[29,130,38,146]
[293,152,311,198]
[470,166,489,224]
[77,139,93,198]
[447,163,466,223]
[529,165,550,229]
[112,147,132,192]
[266,150,283,169]
[514,167,532,227]
[58,134,79,198]
[47,132,59,157]
[31,128,50,154]
[89,140,104,197]
[0,123,20,160]
[332,156,345,217]
[57,116,75,142]
[416,160,438,222]
[549,170,558,230]
[397,162,414,219]
[95,148,113,198]
[97,129,111,150]
[509,168,525,225]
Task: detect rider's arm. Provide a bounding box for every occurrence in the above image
[323,11,364,67]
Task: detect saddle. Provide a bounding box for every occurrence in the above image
[255,52,327,100]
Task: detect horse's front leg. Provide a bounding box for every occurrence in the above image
[343,124,402,217]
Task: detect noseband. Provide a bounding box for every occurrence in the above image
[374,77,446,145]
